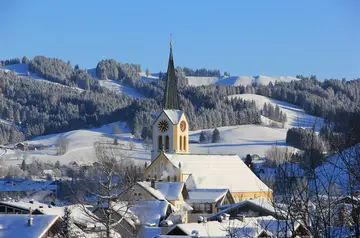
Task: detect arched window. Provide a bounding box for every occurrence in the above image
[167,175,170,182]
[158,136,163,151]
[180,136,183,151]
[174,175,177,182]
[165,136,169,151]
[160,161,164,173]
[154,175,157,180]
[183,136,187,151]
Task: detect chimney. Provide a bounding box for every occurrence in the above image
[151,178,155,189]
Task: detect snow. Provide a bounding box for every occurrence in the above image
[207,198,276,220]
[0,64,83,92]
[189,124,290,159]
[164,153,270,193]
[0,214,59,238]
[187,189,228,203]
[155,182,185,201]
[0,179,56,193]
[166,216,303,237]
[228,94,324,131]
[136,181,166,200]
[163,110,183,124]
[187,75,299,87]
[130,200,172,225]
[314,144,360,195]
[98,79,145,98]
[1,121,151,167]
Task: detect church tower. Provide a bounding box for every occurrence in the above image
[151,38,189,161]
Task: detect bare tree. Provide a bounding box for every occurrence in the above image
[112,124,122,135]
[142,137,152,151]
[128,139,135,151]
[56,136,69,155]
[69,141,140,238]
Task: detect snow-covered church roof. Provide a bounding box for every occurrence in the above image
[152,109,184,125]
[164,153,271,193]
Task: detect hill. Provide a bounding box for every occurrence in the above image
[187,75,299,87]
[228,94,324,131]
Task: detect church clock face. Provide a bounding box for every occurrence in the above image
[158,120,169,132]
[180,121,186,132]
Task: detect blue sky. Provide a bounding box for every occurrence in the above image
[1,0,359,80]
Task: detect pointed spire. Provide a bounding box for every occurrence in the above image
[163,34,180,110]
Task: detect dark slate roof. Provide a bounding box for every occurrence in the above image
[163,41,180,110]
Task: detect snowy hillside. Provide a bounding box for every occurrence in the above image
[1,121,151,167]
[189,125,292,159]
[228,94,324,131]
[187,75,299,87]
[0,64,83,92]
[98,80,145,98]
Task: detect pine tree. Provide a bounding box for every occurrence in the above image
[62,207,73,238]
[21,159,26,171]
[263,103,268,117]
[244,154,256,173]
[199,131,207,143]
[212,128,220,143]
[55,160,61,169]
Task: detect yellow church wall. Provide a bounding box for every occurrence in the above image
[144,153,181,181]
[173,114,189,153]
[231,191,273,202]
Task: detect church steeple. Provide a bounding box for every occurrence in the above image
[163,35,180,110]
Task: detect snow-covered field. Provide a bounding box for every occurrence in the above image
[1,122,151,167]
[187,75,299,87]
[228,94,324,131]
[98,80,145,98]
[189,125,290,159]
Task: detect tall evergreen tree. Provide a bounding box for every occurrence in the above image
[212,128,220,143]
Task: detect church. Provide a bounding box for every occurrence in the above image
[143,40,272,202]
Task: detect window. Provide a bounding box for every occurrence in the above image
[158,136,163,151]
[183,136,187,151]
[165,136,169,151]
[7,207,14,213]
[138,193,141,197]
[205,204,212,213]
[167,175,170,182]
[180,136,182,151]
[160,161,164,173]
[0,206,5,213]
[173,175,177,181]
[199,204,205,211]
[154,175,157,180]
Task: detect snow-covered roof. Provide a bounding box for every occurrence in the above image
[166,218,267,237]
[166,216,305,237]
[155,182,185,201]
[0,214,59,238]
[207,198,277,220]
[163,110,183,124]
[0,200,63,215]
[0,179,57,192]
[137,181,166,200]
[164,153,271,193]
[130,200,172,225]
[187,188,229,203]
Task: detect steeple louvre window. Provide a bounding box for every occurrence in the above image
[158,136,163,151]
[165,136,169,151]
